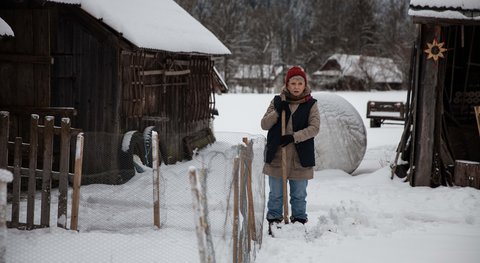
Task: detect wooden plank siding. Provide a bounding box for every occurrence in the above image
[51,6,121,134]
[121,51,214,163]
[1,3,220,180]
[0,9,50,107]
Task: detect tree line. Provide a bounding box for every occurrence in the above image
[176,0,415,90]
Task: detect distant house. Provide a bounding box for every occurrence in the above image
[0,0,230,183]
[230,64,284,93]
[313,54,403,91]
[392,0,480,187]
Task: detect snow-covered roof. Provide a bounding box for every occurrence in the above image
[233,64,284,80]
[410,0,480,10]
[319,54,403,83]
[0,17,14,37]
[409,0,480,21]
[312,70,341,77]
[46,0,231,55]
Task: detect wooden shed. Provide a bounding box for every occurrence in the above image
[230,64,284,93]
[393,0,480,188]
[0,0,230,184]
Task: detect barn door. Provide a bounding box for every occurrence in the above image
[0,8,51,139]
[0,9,51,107]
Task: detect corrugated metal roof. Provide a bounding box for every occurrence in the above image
[47,0,231,55]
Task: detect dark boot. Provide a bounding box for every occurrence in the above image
[290,216,308,224]
[267,218,283,236]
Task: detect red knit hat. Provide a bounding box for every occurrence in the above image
[285,66,307,86]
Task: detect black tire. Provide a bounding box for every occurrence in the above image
[121,130,147,173]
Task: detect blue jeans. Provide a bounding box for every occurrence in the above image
[266,176,308,221]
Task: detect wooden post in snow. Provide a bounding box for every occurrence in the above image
[58,117,72,228]
[27,114,39,229]
[232,157,240,263]
[0,111,8,170]
[414,24,441,187]
[242,137,257,242]
[40,116,54,227]
[189,167,216,263]
[152,131,161,228]
[70,132,84,231]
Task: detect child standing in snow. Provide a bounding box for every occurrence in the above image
[261,66,320,231]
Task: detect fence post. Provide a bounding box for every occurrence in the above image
[70,132,84,231]
[199,168,215,263]
[243,137,257,243]
[0,169,13,263]
[232,157,240,263]
[189,167,207,263]
[10,138,22,228]
[152,131,160,228]
[27,114,39,229]
[0,111,9,169]
[58,118,71,228]
[40,116,54,227]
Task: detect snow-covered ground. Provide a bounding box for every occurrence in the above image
[5,91,480,263]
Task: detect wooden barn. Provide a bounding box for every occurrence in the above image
[0,0,230,184]
[312,54,404,91]
[393,0,480,188]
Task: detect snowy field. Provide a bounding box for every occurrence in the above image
[5,91,480,263]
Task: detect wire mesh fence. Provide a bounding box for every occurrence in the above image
[5,131,266,263]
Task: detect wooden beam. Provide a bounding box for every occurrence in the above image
[475,106,480,136]
[5,166,74,181]
[0,107,77,117]
[141,69,191,76]
[414,24,441,187]
[70,133,84,231]
[0,53,53,64]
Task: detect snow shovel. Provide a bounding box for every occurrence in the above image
[281,100,290,224]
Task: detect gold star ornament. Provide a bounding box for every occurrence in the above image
[424,39,447,62]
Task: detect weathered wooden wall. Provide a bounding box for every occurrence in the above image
[0,8,50,108]
[50,6,122,134]
[1,3,218,174]
[0,8,51,141]
[121,51,214,163]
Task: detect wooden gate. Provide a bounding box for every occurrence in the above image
[0,111,83,230]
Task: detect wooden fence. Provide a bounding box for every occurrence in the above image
[0,111,84,230]
[189,137,259,263]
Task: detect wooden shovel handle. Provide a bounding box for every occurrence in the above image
[281,108,289,224]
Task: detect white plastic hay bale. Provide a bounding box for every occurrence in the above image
[312,92,367,173]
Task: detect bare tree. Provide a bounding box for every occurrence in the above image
[176,0,415,90]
